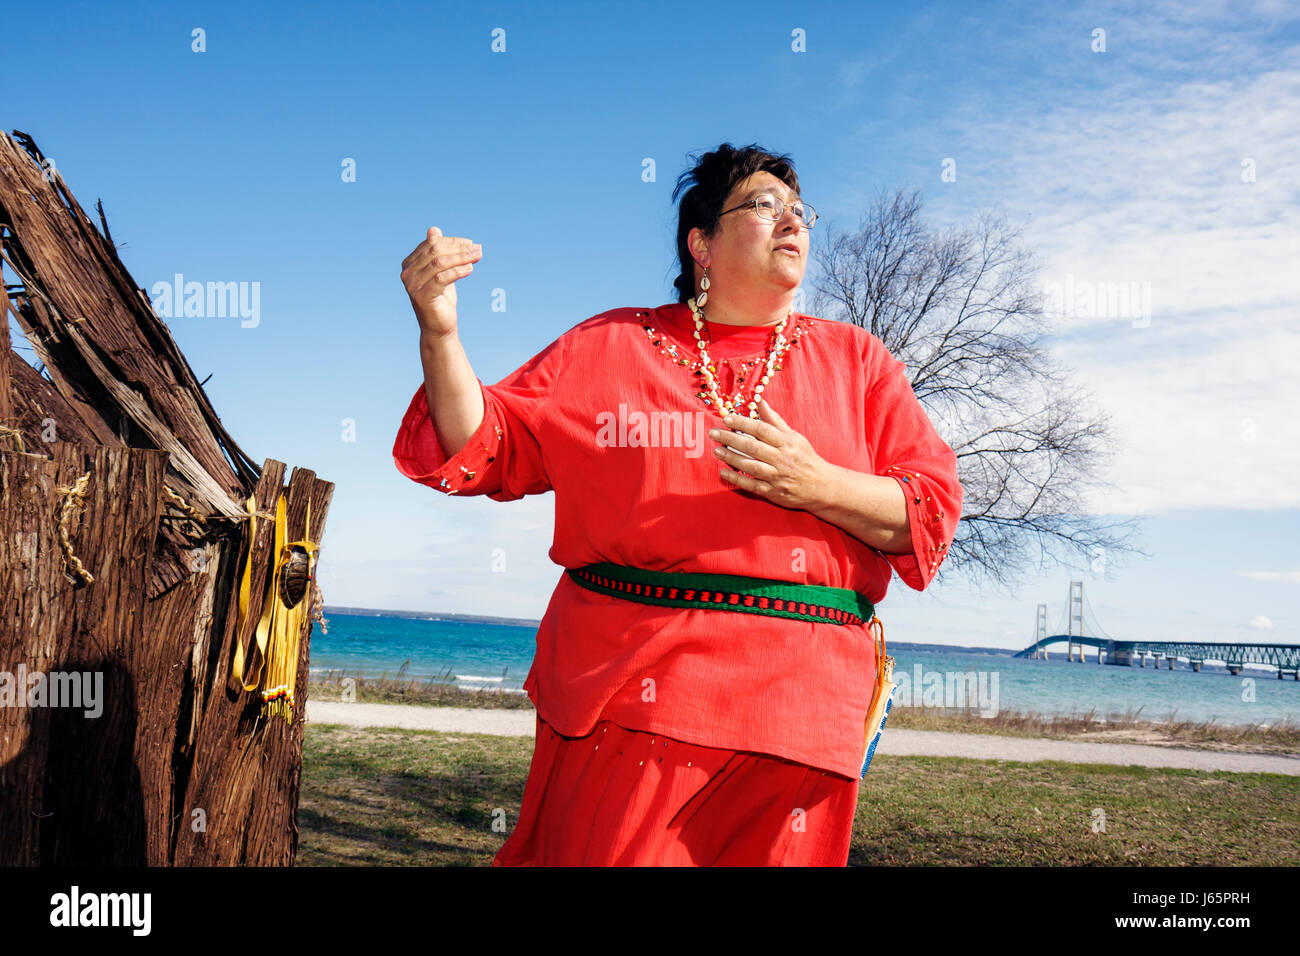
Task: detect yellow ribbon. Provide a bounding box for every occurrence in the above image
[862,615,895,758]
[232,490,319,722]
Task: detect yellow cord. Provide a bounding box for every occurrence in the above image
[232,492,319,723]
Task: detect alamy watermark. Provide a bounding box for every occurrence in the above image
[891,664,1000,717]
[595,403,710,458]
[0,665,103,718]
[1042,273,1151,328]
[150,273,260,328]
[50,885,150,935]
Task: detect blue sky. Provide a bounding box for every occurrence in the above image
[4,0,1297,650]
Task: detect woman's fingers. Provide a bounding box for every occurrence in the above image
[430,244,481,273]
[408,245,480,293]
[432,261,475,285]
[402,234,477,270]
[401,227,482,336]
[407,261,473,301]
[402,234,480,291]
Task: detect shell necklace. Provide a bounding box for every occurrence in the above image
[688,296,790,418]
[638,286,810,418]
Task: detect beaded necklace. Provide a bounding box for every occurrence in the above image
[639,299,810,419]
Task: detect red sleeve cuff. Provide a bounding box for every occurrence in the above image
[881,465,959,591]
[392,380,505,497]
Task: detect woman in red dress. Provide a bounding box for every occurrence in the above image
[393,143,963,866]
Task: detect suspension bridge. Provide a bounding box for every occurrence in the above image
[1013,581,1300,678]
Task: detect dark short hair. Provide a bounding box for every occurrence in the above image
[670,143,801,304]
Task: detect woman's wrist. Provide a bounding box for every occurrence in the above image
[419,325,460,348]
[807,465,912,553]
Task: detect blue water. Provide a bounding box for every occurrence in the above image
[310,612,536,692]
[310,612,1300,728]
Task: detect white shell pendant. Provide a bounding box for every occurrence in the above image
[697,291,708,307]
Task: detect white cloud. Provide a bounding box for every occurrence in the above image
[324,490,559,616]
[919,14,1300,515]
[1235,568,1300,583]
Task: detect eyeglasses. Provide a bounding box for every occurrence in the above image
[720,192,818,228]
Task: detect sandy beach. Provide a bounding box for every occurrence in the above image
[306,700,1300,776]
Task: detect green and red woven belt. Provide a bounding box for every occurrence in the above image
[566,562,875,627]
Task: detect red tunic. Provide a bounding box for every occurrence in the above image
[392,302,963,780]
[491,715,861,866]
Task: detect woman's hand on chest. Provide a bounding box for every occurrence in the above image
[708,398,840,511]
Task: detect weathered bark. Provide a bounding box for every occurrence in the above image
[0,293,11,426]
[0,128,333,865]
[0,131,259,505]
[172,465,332,865]
[0,443,164,864]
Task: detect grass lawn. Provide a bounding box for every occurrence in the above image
[297,723,1300,867]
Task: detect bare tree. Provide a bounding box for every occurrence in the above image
[810,187,1145,591]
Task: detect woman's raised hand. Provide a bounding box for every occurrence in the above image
[400,226,483,337]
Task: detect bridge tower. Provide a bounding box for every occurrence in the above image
[1036,604,1047,659]
[1068,580,1085,662]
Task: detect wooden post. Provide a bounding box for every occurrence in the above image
[0,129,334,865]
[171,464,332,865]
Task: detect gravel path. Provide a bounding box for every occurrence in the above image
[310,701,538,738]
[306,701,1300,776]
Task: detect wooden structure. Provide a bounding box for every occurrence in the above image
[0,130,333,865]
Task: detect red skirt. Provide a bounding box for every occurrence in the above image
[493,715,860,866]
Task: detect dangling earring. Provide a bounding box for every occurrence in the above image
[698,268,710,308]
